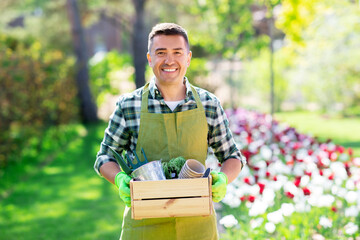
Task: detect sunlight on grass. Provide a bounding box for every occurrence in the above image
[43,166,63,175]
[274,112,360,156]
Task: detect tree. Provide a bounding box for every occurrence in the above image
[132,0,148,88]
[66,0,98,123]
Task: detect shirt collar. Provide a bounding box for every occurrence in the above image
[148,76,193,100]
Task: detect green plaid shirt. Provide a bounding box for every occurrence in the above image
[94,77,245,175]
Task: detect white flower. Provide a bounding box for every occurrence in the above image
[344,222,359,235]
[330,162,348,180]
[308,194,334,207]
[262,188,275,205]
[281,203,295,217]
[222,193,241,208]
[260,145,272,160]
[219,214,238,228]
[249,199,268,216]
[250,217,264,229]
[267,209,284,224]
[265,222,276,233]
[293,163,306,176]
[345,191,357,204]
[319,216,332,228]
[345,180,355,190]
[300,175,310,187]
[295,201,311,213]
[345,206,359,217]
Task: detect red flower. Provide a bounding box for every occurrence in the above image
[331,206,337,212]
[328,173,334,180]
[266,171,271,178]
[258,182,265,194]
[337,146,345,153]
[302,187,311,196]
[240,196,247,201]
[294,176,301,187]
[273,176,278,181]
[244,177,251,185]
[304,171,312,177]
[248,195,256,202]
[348,148,353,156]
[285,191,295,199]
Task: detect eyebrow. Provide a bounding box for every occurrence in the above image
[155,47,184,52]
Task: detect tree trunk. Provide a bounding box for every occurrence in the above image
[66,0,98,123]
[132,0,147,89]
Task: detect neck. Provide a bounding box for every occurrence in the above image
[155,80,186,101]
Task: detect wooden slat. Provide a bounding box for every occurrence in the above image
[131,197,212,220]
[131,177,210,200]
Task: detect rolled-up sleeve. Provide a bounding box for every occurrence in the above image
[94,97,131,176]
[208,98,246,166]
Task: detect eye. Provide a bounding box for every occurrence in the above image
[175,51,182,55]
[156,51,165,56]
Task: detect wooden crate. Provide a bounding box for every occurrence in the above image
[130,176,213,220]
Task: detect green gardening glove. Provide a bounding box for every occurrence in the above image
[210,171,228,202]
[114,172,132,207]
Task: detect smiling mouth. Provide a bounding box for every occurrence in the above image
[162,68,177,72]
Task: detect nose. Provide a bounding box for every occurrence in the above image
[164,54,175,65]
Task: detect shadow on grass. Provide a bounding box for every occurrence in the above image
[0,123,125,240]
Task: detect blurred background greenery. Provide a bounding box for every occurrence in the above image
[1,0,360,239]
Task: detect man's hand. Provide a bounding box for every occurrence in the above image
[114,172,132,207]
[210,171,228,202]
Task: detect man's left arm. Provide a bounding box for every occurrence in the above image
[220,158,243,183]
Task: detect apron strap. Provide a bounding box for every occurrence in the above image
[141,83,151,113]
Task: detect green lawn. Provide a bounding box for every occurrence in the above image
[274,111,360,157]
[0,123,124,240]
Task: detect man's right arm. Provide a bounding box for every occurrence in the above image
[100,161,121,185]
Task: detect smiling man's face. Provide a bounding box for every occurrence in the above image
[147,34,192,87]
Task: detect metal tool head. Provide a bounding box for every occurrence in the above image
[125,148,148,170]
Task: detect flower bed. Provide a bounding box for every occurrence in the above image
[214,109,360,239]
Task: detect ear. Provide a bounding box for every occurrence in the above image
[147,52,153,66]
[187,51,192,67]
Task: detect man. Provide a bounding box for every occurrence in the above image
[94,23,246,240]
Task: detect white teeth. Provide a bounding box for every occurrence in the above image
[163,69,176,72]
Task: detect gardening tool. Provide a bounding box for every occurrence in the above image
[109,147,165,180]
[203,168,211,178]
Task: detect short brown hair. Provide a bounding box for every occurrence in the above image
[148,23,190,52]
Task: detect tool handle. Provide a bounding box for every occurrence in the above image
[108,147,132,175]
[141,148,149,163]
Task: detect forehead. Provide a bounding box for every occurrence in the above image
[150,35,187,52]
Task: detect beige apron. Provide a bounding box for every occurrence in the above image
[119,83,218,240]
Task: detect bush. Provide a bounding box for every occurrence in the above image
[0,34,79,168]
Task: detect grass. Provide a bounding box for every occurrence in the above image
[0,123,124,240]
[274,111,360,157]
